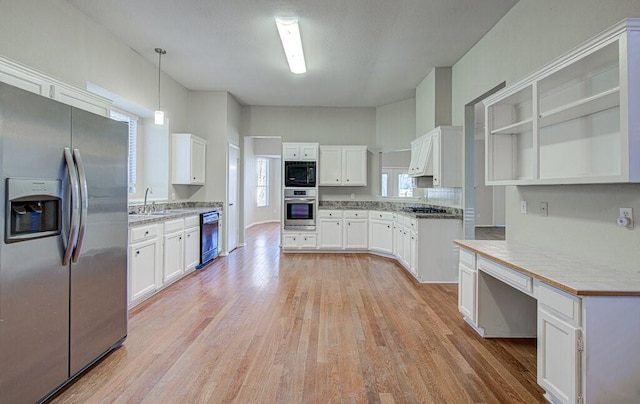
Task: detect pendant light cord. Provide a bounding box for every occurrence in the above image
[155,48,166,110]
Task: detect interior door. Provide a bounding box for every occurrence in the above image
[227,144,239,252]
[69,108,128,376]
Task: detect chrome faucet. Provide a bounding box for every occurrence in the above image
[143,187,151,213]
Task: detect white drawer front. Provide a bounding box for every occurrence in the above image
[370,211,394,221]
[459,248,476,270]
[478,257,533,295]
[407,217,417,230]
[537,281,581,326]
[184,215,200,228]
[343,210,368,219]
[164,218,184,234]
[130,224,159,243]
[318,210,343,219]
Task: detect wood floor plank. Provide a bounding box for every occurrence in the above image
[50,223,544,403]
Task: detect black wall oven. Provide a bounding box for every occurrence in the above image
[197,210,219,269]
[284,161,316,187]
[283,188,316,230]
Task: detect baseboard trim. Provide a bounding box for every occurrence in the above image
[245,220,280,229]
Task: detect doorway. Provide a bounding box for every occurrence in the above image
[227,144,240,252]
[463,83,506,240]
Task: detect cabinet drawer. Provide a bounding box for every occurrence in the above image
[130,224,159,243]
[478,257,533,295]
[318,210,343,219]
[370,211,394,221]
[459,248,476,270]
[184,215,200,228]
[537,281,581,326]
[164,218,184,234]
[343,210,368,219]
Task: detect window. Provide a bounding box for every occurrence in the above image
[398,174,413,197]
[110,109,138,194]
[381,173,389,197]
[256,158,269,207]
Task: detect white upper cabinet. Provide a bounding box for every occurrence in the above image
[485,18,640,185]
[172,133,206,185]
[319,145,367,186]
[283,142,318,161]
[0,55,112,117]
[409,126,463,187]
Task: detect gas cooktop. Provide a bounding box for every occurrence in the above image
[405,206,449,214]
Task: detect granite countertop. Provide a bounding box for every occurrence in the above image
[128,207,219,227]
[454,239,640,296]
[318,200,463,220]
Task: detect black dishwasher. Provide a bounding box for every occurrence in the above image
[197,210,219,269]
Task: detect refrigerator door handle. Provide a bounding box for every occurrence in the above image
[63,147,80,266]
[72,148,88,263]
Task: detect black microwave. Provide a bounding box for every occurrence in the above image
[284,161,316,187]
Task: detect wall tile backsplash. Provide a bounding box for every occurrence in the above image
[425,187,462,208]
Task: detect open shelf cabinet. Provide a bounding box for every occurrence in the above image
[484,18,640,185]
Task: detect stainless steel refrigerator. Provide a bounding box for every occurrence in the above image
[0,82,128,403]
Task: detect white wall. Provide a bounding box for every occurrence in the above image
[0,0,190,132]
[416,67,452,136]
[242,105,379,200]
[452,0,640,271]
[244,137,281,228]
[376,98,415,153]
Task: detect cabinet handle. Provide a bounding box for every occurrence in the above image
[193,177,196,180]
[387,225,390,228]
[136,251,140,256]
[346,179,350,182]
[145,231,149,235]
[337,222,339,226]
[179,237,182,240]
[348,223,351,226]
[336,179,339,182]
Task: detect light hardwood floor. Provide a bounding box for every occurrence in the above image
[51,223,543,403]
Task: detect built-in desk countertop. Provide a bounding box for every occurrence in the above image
[454,240,640,297]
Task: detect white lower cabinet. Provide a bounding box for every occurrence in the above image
[537,282,582,404]
[282,233,317,249]
[369,211,394,255]
[343,210,368,250]
[318,210,343,249]
[184,216,200,274]
[163,221,185,285]
[458,248,477,323]
[128,223,162,307]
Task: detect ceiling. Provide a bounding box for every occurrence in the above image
[67,0,518,108]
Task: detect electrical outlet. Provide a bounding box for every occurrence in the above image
[540,202,548,217]
[620,207,634,228]
[520,201,527,214]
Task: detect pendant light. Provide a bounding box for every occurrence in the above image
[154,48,167,125]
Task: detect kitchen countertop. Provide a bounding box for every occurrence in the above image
[454,239,640,296]
[318,201,462,220]
[128,207,219,227]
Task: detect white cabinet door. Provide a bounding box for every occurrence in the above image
[409,230,418,276]
[319,146,342,185]
[191,137,206,184]
[283,143,317,161]
[369,220,393,255]
[393,222,403,260]
[184,226,200,273]
[401,226,411,269]
[538,308,581,404]
[172,133,207,185]
[458,265,477,322]
[344,219,368,249]
[300,144,317,160]
[129,240,158,302]
[319,219,343,249]
[163,232,184,284]
[342,146,367,186]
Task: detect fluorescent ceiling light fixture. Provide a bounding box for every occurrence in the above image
[275,17,306,74]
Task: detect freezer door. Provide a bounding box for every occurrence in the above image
[69,108,128,376]
[0,83,71,403]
